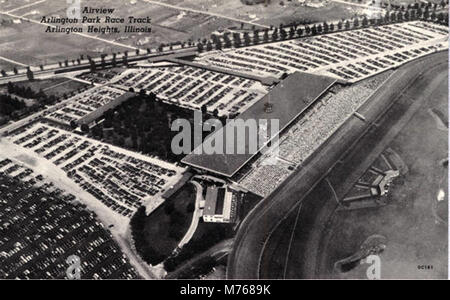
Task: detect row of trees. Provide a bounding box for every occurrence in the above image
[197,9,448,52]
[2,2,447,76]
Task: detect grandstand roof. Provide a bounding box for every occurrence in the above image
[182,72,336,177]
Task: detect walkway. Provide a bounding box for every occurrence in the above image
[177,181,203,249]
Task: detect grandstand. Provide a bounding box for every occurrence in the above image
[182,72,336,177]
[238,71,394,196]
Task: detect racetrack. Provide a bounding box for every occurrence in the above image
[227,51,449,279]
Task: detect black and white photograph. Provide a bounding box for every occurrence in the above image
[0,0,448,284]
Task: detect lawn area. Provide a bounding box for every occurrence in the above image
[131,182,196,266]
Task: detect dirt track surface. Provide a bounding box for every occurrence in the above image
[227,51,449,279]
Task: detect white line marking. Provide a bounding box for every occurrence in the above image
[282,202,303,279]
[6,0,47,14]
[0,56,28,67]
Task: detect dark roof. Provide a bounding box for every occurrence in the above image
[204,186,219,216]
[215,188,226,215]
[182,72,336,177]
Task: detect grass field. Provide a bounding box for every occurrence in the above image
[0,0,240,70]
[159,0,366,26]
[131,182,196,266]
[0,0,367,70]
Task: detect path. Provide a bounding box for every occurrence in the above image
[177,181,203,249]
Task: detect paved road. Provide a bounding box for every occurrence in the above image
[227,51,449,279]
[177,181,203,249]
[166,239,234,279]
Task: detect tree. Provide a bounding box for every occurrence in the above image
[362,16,368,27]
[197,42,204,52]
[317,24,322,34]
[224,34,232,48]
[345,20,351,30]
[244,32,251,46]
[26,67,34,81]
[263,29,269,42]
[311,25,317,36]
[272,28,279,40]
[100,54,106,69]
[88,57,96,72]
[206,41,213,51]
[112,53,117,67]
[215,39,222,50]
[122,55,128,67]
[233,33,242,47]
[404,10,410,20]
[280,28,287,40]
[253,29,260,44]
[81,124,89,133]
[289,26,295,38]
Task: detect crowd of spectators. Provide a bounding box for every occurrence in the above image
[238,72,393,196]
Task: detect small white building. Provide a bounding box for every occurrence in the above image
[203,186,235,223]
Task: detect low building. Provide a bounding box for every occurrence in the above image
[203,186,235,223]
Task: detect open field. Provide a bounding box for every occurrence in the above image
[0,0,242,70]
[0,13,131,70]
[0,0,375,71]
[10,0,241,45]
[157,0,368,26]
